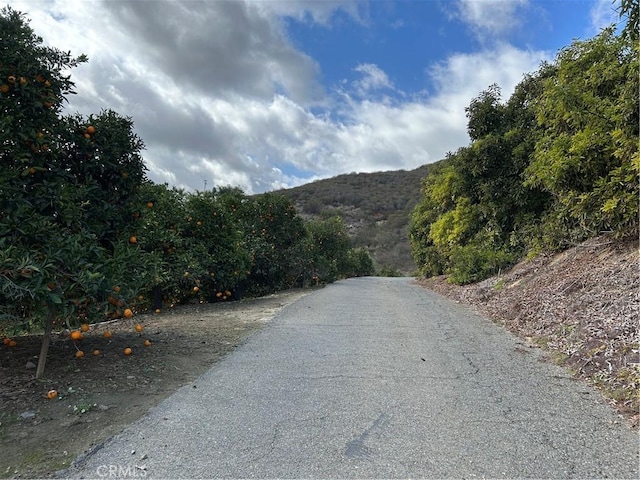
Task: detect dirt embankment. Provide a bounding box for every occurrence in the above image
[419,235,639,428]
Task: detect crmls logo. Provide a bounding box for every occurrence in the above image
[96,465,148,478]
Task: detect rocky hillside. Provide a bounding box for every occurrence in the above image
[272,164,433,274]
[419,235,639,428]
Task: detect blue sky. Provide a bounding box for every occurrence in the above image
[11,0,623,193]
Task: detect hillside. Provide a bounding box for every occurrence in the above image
[419,235,639,428]
[272,164,433,274]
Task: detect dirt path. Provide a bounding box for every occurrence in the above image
[0,289,312,479]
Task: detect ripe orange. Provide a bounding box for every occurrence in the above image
[86,125,96,134]
[144,340,151,347]
[216,292,223,298]
[129,236,137,244]
[70,330,83,341]
[134,324,143,333]
[93,349,100,356]
[83,133,91,139]
[75,350,84,358]
[7,75,16,84]
[124,347,132,356]
[193,286,199,292]
[146,201,154,209]
[103,330,112,339]
[113,285,121,293]
[124,308,133,319]
[8,340,17,347]
[80,323,90,332]
[19,76,27,85]
[47,390,58,399]
[3,337,12,345]
[155,309,161,314]
[137,295,144,301]
[0,84,9,94]
[44,80,51,87]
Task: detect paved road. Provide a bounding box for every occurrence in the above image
[63,277,638,479]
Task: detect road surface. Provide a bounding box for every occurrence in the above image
[62,277,639,479]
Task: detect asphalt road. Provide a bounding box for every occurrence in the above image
[62,277,639,479]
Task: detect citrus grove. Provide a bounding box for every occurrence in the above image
[0,7,374,378]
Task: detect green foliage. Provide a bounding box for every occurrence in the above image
[411,24,638,284]
[345,248,376,277]
[525,27,638,245]
[377,265,403,277]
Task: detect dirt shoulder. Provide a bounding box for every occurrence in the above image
[418,235,639,429]
[0,288,312,479]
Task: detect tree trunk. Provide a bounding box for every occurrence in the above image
[35,306,55,379]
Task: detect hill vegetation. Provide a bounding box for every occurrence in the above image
[272,164,432,275]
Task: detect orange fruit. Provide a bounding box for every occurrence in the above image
[0,84,9,94]
[47,390,58,399]
[86,125,96,134]
[124,308,133,319]
[19,76,27,85]
[193,286,199,292]
[7,75,15,84]
[70,330,83,341]
[123,347,132,356]
[146,201,154,208]
[8,340,17,347]
[44,80,51,87]
[43,101,53,108]
[75,350,84,358]
[144,339,151,347]
[36,74,45,83]
[216,292,222,298]
[103,330,112,339]
[112,285,121,293]
[2,337,11,346]
[83,133,91,139]
[137,295,144,301]
[129,236,137,244]
[155,309,161,314]
[80,323,90,332]
[93,349,100,356]
[134,324,143,333]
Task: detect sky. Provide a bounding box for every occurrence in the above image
[9,0,623,194]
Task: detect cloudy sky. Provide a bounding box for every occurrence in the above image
[12,0,621,193]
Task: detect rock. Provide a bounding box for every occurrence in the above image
[25,361,36,369]
[20,411,36,419]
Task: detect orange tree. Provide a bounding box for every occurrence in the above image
[185,188,252,301]
[303,216,353,283]
[0,7,148,377]
[242,193,307,295]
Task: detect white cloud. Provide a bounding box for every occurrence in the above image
[352,64,395,96]
[454,0,529,40]
[590,0,620,32]
[10,0,551,195]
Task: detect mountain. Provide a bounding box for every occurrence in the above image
[271,164,434,275]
